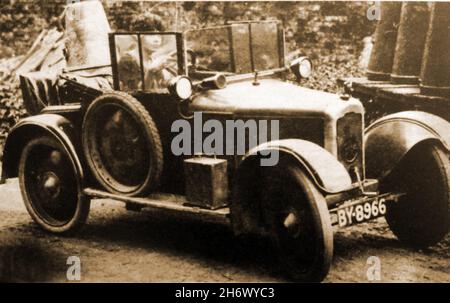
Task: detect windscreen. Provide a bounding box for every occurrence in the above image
[185,27,233,73]
[141,34,178,92]
[114,34,140,91]
[114,33,178,92]
[185,22,282,76]
[251,22,281,70]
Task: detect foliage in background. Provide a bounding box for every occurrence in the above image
[0,0,377,152]
[0,1,376,71]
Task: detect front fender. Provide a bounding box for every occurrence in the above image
[1,114,83,184]
[365,111,450,180]
[241,139,352,193]
[231,139,352,235]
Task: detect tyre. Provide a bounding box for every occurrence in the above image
[382,142,450,249]
[19,136,90,234]
[82,92,163,196]
[260,164,333,282]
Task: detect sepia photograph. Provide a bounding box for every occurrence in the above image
[0,0,448,286]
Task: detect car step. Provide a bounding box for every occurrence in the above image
[83,188,231,225]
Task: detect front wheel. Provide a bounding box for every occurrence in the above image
[260,165,333,282]
[382,142,450,249]
[19,136,90,234]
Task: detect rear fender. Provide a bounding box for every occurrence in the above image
[1,114,84,184]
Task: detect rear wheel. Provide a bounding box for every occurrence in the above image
[382,142,450,249]
[19,136,90,234]
[260,165,333,282]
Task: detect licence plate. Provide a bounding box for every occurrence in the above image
[330,194,392,227]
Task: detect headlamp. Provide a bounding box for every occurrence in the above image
[298,57,313,79]
[290,56,313,80]
[169,76,193,100]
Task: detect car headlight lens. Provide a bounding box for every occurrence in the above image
[298,57,313,79]
[289,56,313,80]
[170,76,193,100]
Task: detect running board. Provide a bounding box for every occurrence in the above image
[83,188,231,225]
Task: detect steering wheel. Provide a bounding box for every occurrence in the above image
[185,49,219,73]
[163,49,203,75]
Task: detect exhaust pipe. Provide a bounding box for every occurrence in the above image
[367,2,403,81]
[391,2,430,84]
[420,3,450,97]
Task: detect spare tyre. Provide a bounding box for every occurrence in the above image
[82,91,163,196]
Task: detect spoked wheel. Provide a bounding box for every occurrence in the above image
[82,92,163,196]
[260,165,333,282]
[381,142,450,249]
[19,136,90,234]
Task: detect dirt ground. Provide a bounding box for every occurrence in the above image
[0,178,448,283]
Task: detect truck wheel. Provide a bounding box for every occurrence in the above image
[382,142,450,249]
[261,165,333,282]
[82,92,163,196]
[18,136,90,234]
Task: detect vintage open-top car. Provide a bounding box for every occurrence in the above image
[1,20,449,282]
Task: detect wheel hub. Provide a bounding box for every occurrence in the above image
[90,107,150,187]
[41,171,61,200]
[283,212,301,238]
